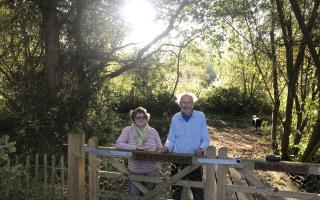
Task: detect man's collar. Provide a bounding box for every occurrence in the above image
[179,110,194,119]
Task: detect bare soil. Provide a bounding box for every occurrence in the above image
[209,125,301,200]
[210,126,271,159]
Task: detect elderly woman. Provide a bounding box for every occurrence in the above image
[114,107,163,195]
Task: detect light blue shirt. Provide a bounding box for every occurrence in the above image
[165,110,210,154]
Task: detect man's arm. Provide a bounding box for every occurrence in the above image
[199,114,210,149]
[163,117,176,152]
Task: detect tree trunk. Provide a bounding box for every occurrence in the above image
[289,0,320,162]
[270,0,280,153]
[39,0,60,94]
[275,0,305,160]
[301,113,320,162]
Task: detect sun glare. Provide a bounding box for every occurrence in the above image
[121,0,165,44]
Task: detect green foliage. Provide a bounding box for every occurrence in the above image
[0,136,22,197]
[197,87,272,115]
[105,58,180,117]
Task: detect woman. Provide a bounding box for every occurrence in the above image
[114,107,163,195]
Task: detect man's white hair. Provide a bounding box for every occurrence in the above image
[175,92,198,104]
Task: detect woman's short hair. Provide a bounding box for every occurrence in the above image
[175,92,198,104]
[129,107,150,122]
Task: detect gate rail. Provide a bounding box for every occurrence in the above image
[67,132,320,200]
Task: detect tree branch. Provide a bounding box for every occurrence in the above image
[101,0,191,80]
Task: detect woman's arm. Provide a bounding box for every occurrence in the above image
[114,128,137,150]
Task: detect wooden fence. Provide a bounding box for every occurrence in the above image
[5,153,67,199]
[68,133,320,200]
[8,132,320,200]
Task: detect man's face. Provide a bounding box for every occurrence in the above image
[179,95,194,115]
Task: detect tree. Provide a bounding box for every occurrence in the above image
[289,0,320,162]
[0,0,194,152]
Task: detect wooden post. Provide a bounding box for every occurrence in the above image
[68,130,85,200]
[44,154,48,198]
[35,153,39,182]
[26,155,30,199]
[88,137,98,200]
[216,147,228,200]
[51,155,56,198]
[181,187,194,200]
[204,146,217,200]
[6,159,10,199]
[61,155,65,198]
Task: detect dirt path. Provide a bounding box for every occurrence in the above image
[209,126,271,159]
[208,125,301,200]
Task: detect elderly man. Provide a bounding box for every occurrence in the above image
[162,92,210,200]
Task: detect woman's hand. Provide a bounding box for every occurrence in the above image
[136,145,155,151]
[136,145,145,151]
[161,145,169,153]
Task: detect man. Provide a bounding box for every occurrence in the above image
[162,92,210,200]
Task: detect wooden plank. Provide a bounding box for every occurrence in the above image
[181,187,193,200]
[216,147,228,200]
[239,159,320,175]
[106,157,150,195]
[44,154,48,198]
[226,169,237,200]
[204,146,217,200]
[51,155,56,198]
[236,168,265,188]
[26,155,30,199]
[141,164,200,200]
[133,151,193,164]
[99,170,204,188]
[88,137,98,200]
[98,170,123,179]
[236,169,268,200]
[226,185,320,199]
[35,153,39,182]
[67,131,86,200]
[60,155,65,198]
[229,167,254,200]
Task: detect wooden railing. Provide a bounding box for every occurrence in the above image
[68,133,320,200]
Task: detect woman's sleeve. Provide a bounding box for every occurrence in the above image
[154,129,163,151]
[114,128,136,150]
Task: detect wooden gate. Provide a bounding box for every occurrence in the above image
[68,133,320,200]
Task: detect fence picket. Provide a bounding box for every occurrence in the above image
[6,159,10,199]
[204,146,217,200]
[26,155,30,199]
[216,147,228,200]
[51,155,56,198]
[61,155,65,197]
[44,154,48,198]
[35,153,39,181]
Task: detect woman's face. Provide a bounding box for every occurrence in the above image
[134,112,147,127]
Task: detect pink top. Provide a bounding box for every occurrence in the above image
[114,126,163,173]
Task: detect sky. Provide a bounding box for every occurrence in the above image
[120,0,166,45]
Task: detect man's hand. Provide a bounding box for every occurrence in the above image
[195,148,204,156]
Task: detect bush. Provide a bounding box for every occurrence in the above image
[0,136,22,197]
[196,87,272,115]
